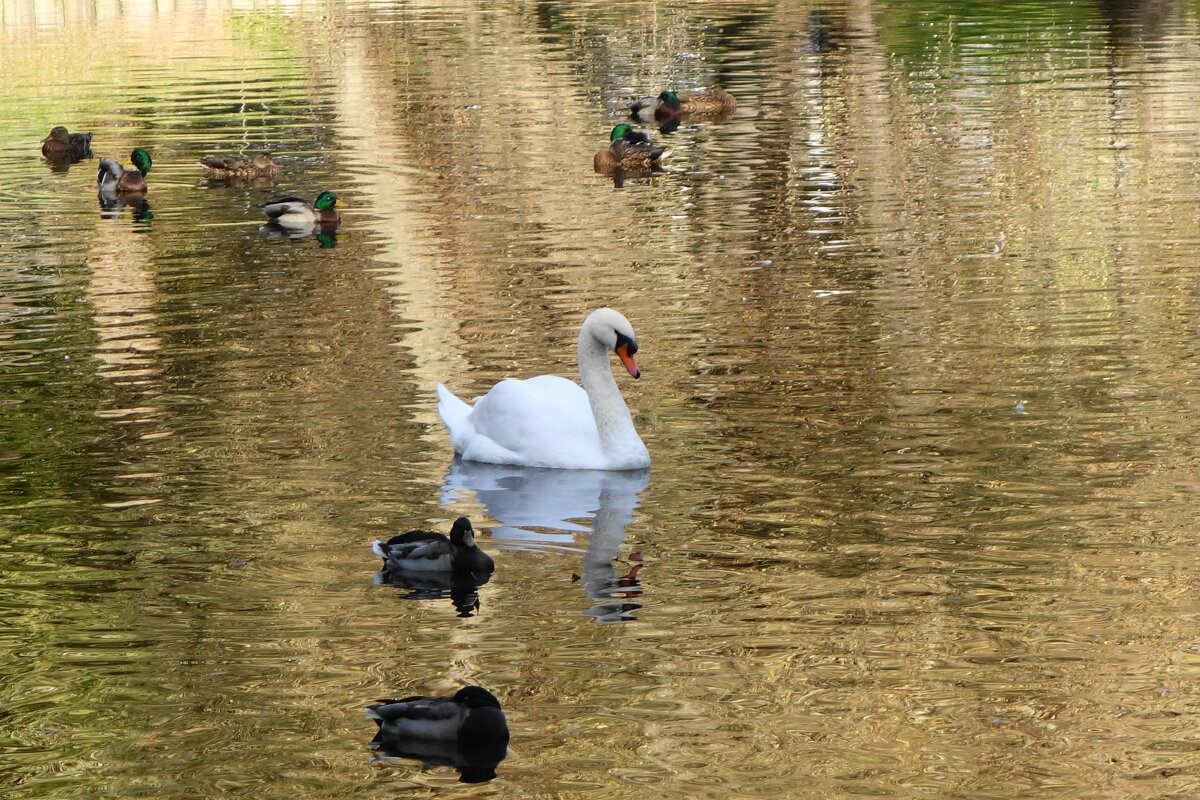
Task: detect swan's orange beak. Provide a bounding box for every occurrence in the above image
[616,343,640,378]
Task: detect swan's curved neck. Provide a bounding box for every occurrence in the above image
[578,333,638,452]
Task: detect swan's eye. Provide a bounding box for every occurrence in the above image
[614,331,638,355]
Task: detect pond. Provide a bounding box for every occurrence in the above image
[3,0,1200,797]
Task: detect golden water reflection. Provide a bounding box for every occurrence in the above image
[2,0,1200,798]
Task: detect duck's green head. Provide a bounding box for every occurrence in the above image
[130,148,152,175]
[455,686,502,710]
[314,191,338,211]
[610,123,634,142]
[659,90,681,108]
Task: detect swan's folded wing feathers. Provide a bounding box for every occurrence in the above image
[466,376,601,466]
[436,383,476,453]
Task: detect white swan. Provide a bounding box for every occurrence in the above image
[437,308,650,470]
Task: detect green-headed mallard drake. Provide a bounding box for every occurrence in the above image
[372,517,494,574]
[259,191,340,228]
[365,686,509,744]
[594,123,667,175]
[200,152,280,180]
[629,90,683,123]
[42,126,93,160]
[97,149,152,194]
[630,86,737,121]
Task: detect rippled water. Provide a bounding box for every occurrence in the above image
[4,0,1200,797]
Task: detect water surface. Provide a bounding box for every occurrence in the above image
[3,0,1200,797]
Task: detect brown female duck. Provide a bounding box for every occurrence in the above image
[200,152,280,180]
[41,126,93,160]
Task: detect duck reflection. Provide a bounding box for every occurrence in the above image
[44,153,82,173]
[373,569,489,617]
[258,223,339,247]
[98,192,152,221]
[441,459,649,621]
[370,729,508,783]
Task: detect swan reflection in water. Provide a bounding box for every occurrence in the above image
[441,459,649,622]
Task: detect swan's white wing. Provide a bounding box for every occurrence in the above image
[436,383,475,453]
[453,376,604,469]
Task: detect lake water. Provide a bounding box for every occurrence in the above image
[4,0,1200,797]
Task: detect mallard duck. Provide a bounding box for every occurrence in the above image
[629,90,683,123]
[594,123,666,175]
[259,191,340,228]
[41,126,93,160]
[365,686,509,743]
[97,149,152,194]
[372,517,494,574]
[437,308,649,470]
[629,86,737,120]
[678,85,738,115]
[611,124,650,145]
[200,152,280,180]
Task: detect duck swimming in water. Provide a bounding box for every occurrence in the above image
[366,686,509,783]
[97,149,152,194]
[365,686,509,742]
[200,152,280,180]
[629,86,737,122]
[41,126,93,161]
[371,517,494,574]
[594,124,666,175]
[259,190,340,228]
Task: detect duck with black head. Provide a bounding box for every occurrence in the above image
[366,686,510,783]
[371,517,494,575]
